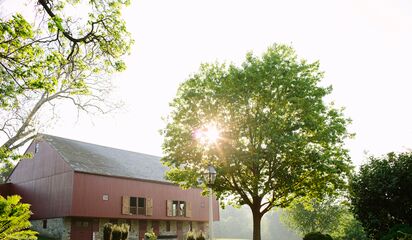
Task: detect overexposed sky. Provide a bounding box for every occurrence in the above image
[4,0,412,166]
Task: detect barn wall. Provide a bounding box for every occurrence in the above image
[8,140,74,219]
[71,172,219,222]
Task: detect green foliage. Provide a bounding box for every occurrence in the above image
[145,228,157,240]
[0,0,133,108]
[382,225,412,240]
[334,212,368,240]
[1,0,133,175]
[0,14,43,108]
[350,152,412,239]
[303,232,333,240]
[186,230,196,240]
[0,195,37,239]
[119,224,129,240]
[0,147,32,183]
[281,198,346,236]
[103,223,129,240]
[103,223,113,240]
[162,44,353,240]
[281,197,367,240]
[195,232,205,240]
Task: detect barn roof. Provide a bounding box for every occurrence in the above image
[40,134,169,183]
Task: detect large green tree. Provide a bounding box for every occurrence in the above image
[350,152,412,239]
[162,44,353,240]
[0,0,133,178]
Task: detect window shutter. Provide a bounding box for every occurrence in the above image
[146,197,153,216]
[186,202,192,218]
[122,196,130,215]
[166,200,173,217]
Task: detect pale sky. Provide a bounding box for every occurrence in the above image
[4,0,412,167]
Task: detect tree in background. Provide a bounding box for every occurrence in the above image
[350,152,412,239]
[214,205,299,240]
[0,0,133,179]
[162,44,353,240]
[281,198,345,236]
[281,197,367,240]
[0,195,37,239]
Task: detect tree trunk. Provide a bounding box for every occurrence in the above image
[252,207,263,240]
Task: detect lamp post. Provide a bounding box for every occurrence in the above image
[195,122,220,240]
[203,165,217,240]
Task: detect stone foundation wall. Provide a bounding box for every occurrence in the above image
[159,220,178,236]
[31,218,207,240]
[31,218,71,240]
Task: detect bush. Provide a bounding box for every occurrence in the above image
[112,226,122,240]
[382,225,412,240]
[103,223,113,240]
[186,230,195,240]
[103,223,129,240]
[145,228,157,240]
[195,231,205,240]
[120,224,129,240]
[303,232,333,240]
[0,195,37,239]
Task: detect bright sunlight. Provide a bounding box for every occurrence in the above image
[194,122,221,146]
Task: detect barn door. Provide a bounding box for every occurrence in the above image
[71,218,93,240]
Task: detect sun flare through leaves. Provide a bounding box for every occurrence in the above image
[194,122,221,146]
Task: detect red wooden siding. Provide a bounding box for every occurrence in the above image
[0,183,11,196]
[7,141,74,219]
[71,172,219,221]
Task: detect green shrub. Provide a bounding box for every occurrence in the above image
[103,223,113,240]
[186,230,195,240]
[195,231,205,240]
[120,224,129,240]
[0,195,37,239]
[145,228,157,240]
[382,225,412,240]
[303,232,333,240]
[104,223,129,240]
[112,225,122,240]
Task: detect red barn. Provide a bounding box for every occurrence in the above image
[1,134,219,240]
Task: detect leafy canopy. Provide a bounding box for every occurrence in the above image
[1,0,132,108]
[0,195,37,240]
[0,0,133,176]
[162,44,353,240]
[350,152,412,239]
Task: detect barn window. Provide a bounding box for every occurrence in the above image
[130,197,137,214]
[42,219,47,229]
[167,200,191,217]
[137,197,146,215]
[172,201,178,216]
[178,201,186,216]
[122,196,152,216]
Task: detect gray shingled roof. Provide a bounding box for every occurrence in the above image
[41,134,169,183]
